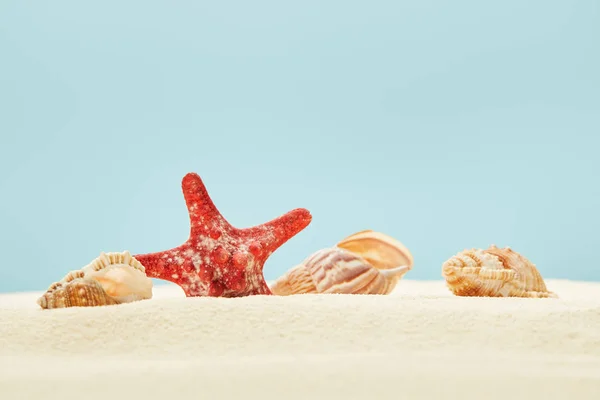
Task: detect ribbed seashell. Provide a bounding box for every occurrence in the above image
[37,251,153,309]
[270,230,413,295]
[441,245,557,298]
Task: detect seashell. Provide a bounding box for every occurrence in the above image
[441,245,557,298]
[270,231,413,295]
[37,251,153,309]
[336,229,414,286]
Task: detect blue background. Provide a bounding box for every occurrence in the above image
[1,1,598,293]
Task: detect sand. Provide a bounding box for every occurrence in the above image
[1,279,599,400]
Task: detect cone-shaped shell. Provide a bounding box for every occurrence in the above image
[37,251,153,309]
[441,245,557,298]
[270,247,410,296]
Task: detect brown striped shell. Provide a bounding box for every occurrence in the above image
[441,245,557,298]
[37,251,153,309]
[270,230,413,295]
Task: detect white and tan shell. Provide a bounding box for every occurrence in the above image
[37,251,153,309]
[336,229,414,287]
[270,230,413,295]
[441,245,557,298]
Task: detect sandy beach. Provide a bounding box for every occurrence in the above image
[1,279,599,399]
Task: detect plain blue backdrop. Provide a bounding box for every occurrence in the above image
[1,1,598,293]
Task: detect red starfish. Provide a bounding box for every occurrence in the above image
[133,173,312,297]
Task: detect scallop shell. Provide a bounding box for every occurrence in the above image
[270,230,413,295]
[37,251,153,309]
[441,245,557,298]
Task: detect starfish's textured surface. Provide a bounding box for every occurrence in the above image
[133,173,312,297]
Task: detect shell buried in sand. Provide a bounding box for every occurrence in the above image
[37,251,153,309]
[270,230,414,295]
[441,245,557,298]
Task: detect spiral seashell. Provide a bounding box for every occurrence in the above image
[441,245,557,298]
[336,229,413,287]
[270,230,413,295]
[37,251,153,309]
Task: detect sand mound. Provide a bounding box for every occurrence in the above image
[1,280,599,399]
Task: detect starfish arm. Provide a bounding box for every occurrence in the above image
[242,208,312,255]
[247,280,272,296]
[181,172,230,237]
[133,244,192,281]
